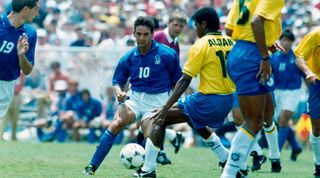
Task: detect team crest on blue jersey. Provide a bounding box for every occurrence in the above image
[155,55,161,65]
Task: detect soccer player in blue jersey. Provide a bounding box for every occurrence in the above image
[0,0,39,118]
[271,29,303,161]
[295,27,320,177]
[222,0,284,177]
[83,16,182,176]
[134,7,235,177]
[74,89,102,143]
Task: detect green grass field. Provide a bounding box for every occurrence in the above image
[0,142,315,178]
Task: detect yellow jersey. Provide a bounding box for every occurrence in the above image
[183,32,235,94]
[294,28,320,77]
[226,0,284,46]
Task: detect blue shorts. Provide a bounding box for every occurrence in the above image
[178,92,233,129]
[307,81,320,119]
[227,40,273,95]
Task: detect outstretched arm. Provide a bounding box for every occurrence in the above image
[151,74,192,125]
[164,74,192,110]
[296,57,318,84]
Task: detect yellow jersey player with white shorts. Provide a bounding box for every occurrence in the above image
[222,0,284,177]
[295,27,320,177]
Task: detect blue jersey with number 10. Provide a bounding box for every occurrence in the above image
[112,41,182,94]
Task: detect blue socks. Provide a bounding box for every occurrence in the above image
[278,126,300,151]
[89,129,116,169]
[278,127,289,150]
[287,127,300,151]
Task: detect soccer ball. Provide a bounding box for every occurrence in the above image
[120,143,145,169]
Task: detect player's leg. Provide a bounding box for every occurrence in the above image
[222,95,265,177]
[195,126,229,167]
[134,104,189,177]
[263,92,281,172]
[308,81,320,177]
[287,127,302,161]
[276,89,302,161]
[84,104,136,175]
[310,118,320,177]
[232,98,266,172]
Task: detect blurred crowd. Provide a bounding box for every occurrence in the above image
[1,0,319,48]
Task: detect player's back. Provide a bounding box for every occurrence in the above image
[226,0,284,46]
[184,32,235,95]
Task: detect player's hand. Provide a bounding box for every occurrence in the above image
[149,107,168,126]
[17,33,29,56]
[256,59,271,84]
[306,73,318,84]
[268,42,285,53]
[116,91,127,103]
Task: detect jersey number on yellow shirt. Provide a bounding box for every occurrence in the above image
[237,0,250,25]
[216,50,230,78]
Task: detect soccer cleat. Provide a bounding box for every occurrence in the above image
[314,164,320,178]
[170,132,184,154]
[236,169,248,178]
[270,158,282,173]
[132,168,156,178]
[290,148,302,161]
[83,165,96,176]
[156,151,171,165]
[250,151,267,171]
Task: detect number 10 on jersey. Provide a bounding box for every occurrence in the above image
[139,67,150,78]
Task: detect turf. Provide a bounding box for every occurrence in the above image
[0,142,315,178]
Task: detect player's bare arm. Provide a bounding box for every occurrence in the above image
[225,27,233,37]
[295,57,318,84]
[151,74,192,125]
[251,15,270,84]
[17,33,33,75]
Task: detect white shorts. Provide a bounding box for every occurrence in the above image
[0,80,15,118]
[274,89,301,119]
[124,90,169,122]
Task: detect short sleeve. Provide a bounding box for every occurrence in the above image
[183,41,205,77]
[294,31,317,61]
[255,0,284,21]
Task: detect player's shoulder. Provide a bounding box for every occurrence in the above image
[120,47,136,61]
[24,23,37,39]
[153,30,165,37]
[156,42,177,56]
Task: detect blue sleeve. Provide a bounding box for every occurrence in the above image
[25,26,37,65]
[93,100,102,117]
[77,104,84,119]
[64,97,73,111]
[112,56,130,88]
[169,52,182,85]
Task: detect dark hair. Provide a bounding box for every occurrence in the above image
[81,89,91,98]
[280,28,295,41]
[11,0,38,13]
[191,7,220,32]
[169,11,187,25]
[134,16,155,33]
[50,61,60,70]
[148,16,159,30]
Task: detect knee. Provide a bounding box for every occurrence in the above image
[109,119,127,135]
[246,118,263,134]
